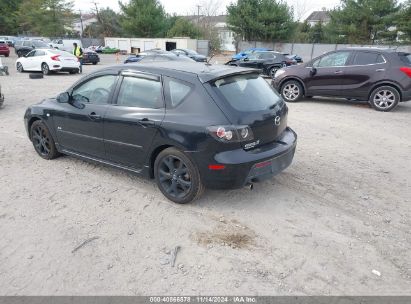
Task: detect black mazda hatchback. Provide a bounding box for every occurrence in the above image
[24,62,297,204]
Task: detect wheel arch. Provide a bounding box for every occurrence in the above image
[279,77,306,95]
[148,144,174,179]
[368,82,403,102]
[27,116,42,140]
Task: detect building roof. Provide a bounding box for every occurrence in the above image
[305,11,330,22]
[181,15,227,24]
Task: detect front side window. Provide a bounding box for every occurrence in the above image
[117,76,163,108]
[315,52,351,67]
[211,73,282,112]
[72,75,117,105]
[260,53,274,60]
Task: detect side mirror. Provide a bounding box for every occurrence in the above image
[310,67,317,76]
[32,45,36,49]
[57,92,70,103]
[244,57,249,62]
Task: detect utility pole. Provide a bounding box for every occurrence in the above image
[196,5,201,25]
[79,9,84,38]
[92,0,107,37]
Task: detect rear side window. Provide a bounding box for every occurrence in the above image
[353,52,385,65]
[165,78,193,107]
[211,73,282,112]
[117,76,163,108]
[398,53,411,65]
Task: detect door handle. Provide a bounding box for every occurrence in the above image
[334,70,344,74]
[88,112,101,120]
[137,118,155,127]
[376,68,385,72]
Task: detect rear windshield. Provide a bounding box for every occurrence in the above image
[211,73,282,112]
[32,40,48,48]
[399,53,411,65]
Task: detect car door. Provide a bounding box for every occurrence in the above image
[52,73,119,159]
[239,53,261,69]
[32,50,46,71]
[104,71,165,170]
[22,50,36,70]
[338,51,388,98]
[305,51,353,96]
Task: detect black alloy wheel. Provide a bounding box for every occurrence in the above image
[154,147,204,204]
[30,120,59,159]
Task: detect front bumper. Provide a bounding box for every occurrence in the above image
[200,127,297,189]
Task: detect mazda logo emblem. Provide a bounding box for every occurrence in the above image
[274,116,281,126]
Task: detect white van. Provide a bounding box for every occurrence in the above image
[49,39,82,52]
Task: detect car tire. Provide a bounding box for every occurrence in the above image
[69,70,77,74]
[30,120,60,160]
[93,62,97,65]
[281,80,303,102]
[154,147,204,204]
[269,66,280,79]
[29,73,43,79]
[17,63,24,73]
[41,63,50,75]
[369,86,400,112]
[17,51,23,57]
[5,54,9,57]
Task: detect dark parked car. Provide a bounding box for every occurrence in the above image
[24,62,297,204]
[231,48,273,61]
[124,49,169,63]
[137,53,195,63]
[82,51,100,65]
[171,49,207,62]
[284,54,303,63]
[272,48,411,112]
[230,51,295,79]
[0,40,10,57]
[15,39,48,57]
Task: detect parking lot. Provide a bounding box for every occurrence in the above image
[0,52,410,295]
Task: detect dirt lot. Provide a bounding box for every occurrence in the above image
[0,52,410,296]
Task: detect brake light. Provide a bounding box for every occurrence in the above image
[208,165,226,170]
[207,125,254,143]
[51,55,60,61]
[400,67,411,78]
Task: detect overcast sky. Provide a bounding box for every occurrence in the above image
[73,0,342,20]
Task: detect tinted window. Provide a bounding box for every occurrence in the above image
[23,41,31,47]
[260,53,275,59]
[25,50,35,57]
[117,76,162,108]
[32,40,47,48]
[166,78,193,107]
[315,52,351,67]
[353,52,384,65]
[212,73,282,112]
[398,53,411,65]
[72,75,117,105]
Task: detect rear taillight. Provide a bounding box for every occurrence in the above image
[51,55,60,61]
[207,125,254,143]
[400,67,411,78]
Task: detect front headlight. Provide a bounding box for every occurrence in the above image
[274,69,285,78]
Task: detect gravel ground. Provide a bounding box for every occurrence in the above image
[0,52,410,296]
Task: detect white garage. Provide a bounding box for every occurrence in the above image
[104,37,202,55]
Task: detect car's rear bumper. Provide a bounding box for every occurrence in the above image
[83,57,100,64]
[199,127,297,189]
[0,50,10,55]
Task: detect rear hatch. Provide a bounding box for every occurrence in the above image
[208,72,287,150]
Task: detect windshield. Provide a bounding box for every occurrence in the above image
[211,73,282,112]
[32,40,48,48]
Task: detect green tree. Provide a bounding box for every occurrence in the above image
[309,21,325,43]
[167,18,201,39]
[293,21,311,43]
[227,0,295,41]
[0,0,23,35]
[328,0,400,44]
[18,0,74,37]
[119,0,168,37]
[396,0,411,43]
[84,8,123,38]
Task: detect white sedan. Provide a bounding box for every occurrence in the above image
[16,49,80,75]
